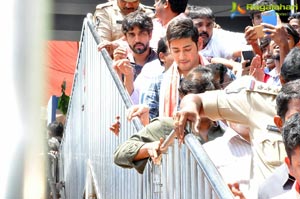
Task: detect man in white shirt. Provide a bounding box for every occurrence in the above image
[150,0,188,50]
[185,6,248,76]
[185,6,247,61]
[203,122,252,198]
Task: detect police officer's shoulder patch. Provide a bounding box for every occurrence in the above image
[96,1,113,9]
[224,75,253,94]
[246,79,280,95]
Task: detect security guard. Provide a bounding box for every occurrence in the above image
[174,75,284,198]
[94,0,154,42]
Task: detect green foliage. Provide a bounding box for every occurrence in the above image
[57,80,70,115]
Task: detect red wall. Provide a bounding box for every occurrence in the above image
[45,40,78,104]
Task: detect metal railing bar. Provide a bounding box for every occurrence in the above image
[184,133,234,199]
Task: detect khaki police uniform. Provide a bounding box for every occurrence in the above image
[94,1,154,42]
[200,75,284,195]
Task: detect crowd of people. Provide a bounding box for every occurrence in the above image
[93,0,300,198]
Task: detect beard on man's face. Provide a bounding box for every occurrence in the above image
[130,42,148,54]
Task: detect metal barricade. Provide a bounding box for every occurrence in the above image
[58,14,234,199]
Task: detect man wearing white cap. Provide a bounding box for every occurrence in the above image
[94,0,154,56]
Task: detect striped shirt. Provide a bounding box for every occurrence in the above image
[144,74,163,119]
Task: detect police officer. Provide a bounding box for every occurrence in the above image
[94,0,154,43]
[173,47,300,197]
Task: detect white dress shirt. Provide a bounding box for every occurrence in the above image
[203,126,252,197]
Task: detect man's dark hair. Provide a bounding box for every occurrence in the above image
[282,113,300,160]
[178,66,219,96]
[259,37,271,51]
[281,47,300,83]
[157,37,168,65]
[248,0,277,19]
[122,11,153,34]
[284,23,300,45]
[276,79,300,121]
[160,0,188,14]
[206,63,228,85]
[288,12,300,21]
[48,121,64,138]
[185,5,215,21]
[166,17,199,46]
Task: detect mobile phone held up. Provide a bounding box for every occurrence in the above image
[261,10,277,26]
[242,50,255,67]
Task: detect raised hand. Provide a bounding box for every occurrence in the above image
[249,55,265,82]
[127,104,150,126]
[109,116,120,136]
